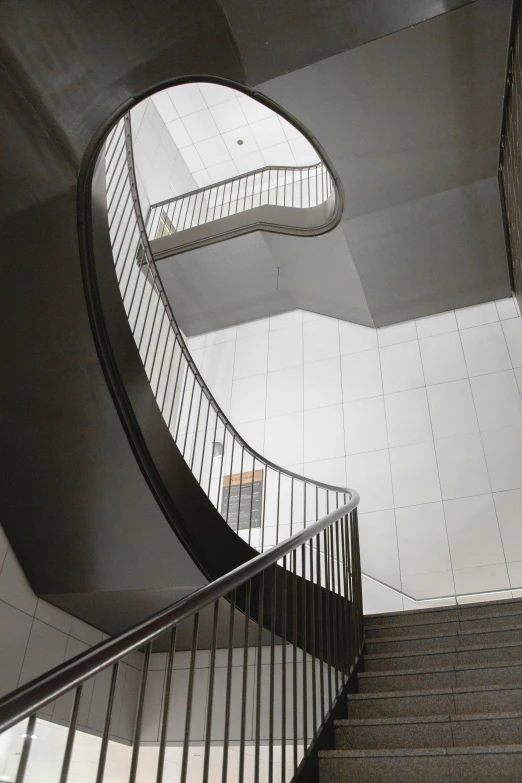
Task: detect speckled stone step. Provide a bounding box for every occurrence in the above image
[319,745,522,783]
[334,712,522,750]
[364,640,522,671]
[365,624,522,655]
[349,683,522,720]
[363,598,522,630]
[357,660,522,692]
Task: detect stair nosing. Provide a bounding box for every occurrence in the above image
[365,624,522,645]
[350,682,522,700]
[366,609,522,633]
[358,660,522,678]
[364,639,522,660]
[364,598,522,621]
[319,744,522,759]
[335,710,522,727]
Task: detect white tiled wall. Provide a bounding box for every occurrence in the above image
[0,524,139,740]
[187,298,522,614]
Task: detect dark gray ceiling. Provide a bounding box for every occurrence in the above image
[169,0,512,334]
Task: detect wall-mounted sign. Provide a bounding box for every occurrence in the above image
[221,470,263,530]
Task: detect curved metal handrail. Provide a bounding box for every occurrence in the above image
[105,113,351,561]
[146,158,337,245]
[0,493,360,734]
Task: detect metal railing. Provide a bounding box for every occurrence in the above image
[0,497,363,782]
[105,113,351,556]
[147,160,335,241]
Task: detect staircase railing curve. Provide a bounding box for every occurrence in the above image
[146,158,336,243]
[0,494,363,783]
[105,113,352,557]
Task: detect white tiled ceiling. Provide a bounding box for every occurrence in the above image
[152,83,319,190]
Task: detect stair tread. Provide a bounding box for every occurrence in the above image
[358,660,522,678]
[367,608,522,633]
[365,639,522,660]
[336,711,522,727]
[364,597,522,621]
[365,623,522,644]
[350,682,522,700]
[319,744,522,759]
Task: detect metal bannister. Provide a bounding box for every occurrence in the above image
[146,160,335,241]
[0,495,363,782]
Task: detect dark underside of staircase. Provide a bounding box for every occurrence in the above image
[319,597,522,782]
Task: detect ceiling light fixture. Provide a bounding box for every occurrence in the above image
[236,139,243,145]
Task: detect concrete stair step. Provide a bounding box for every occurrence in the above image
[334,711,522,750]
[363,598,522,631]
[319,744,522,783]
[349,683,522,719]
[357,661,522,692]
[364,640,522,671]
[365,610,522,640]
[365,624,522,654]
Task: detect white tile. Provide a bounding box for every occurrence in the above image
[377,321,417,347]
[69,616,103,646]
[236,93,274,123]
[288,136,319,165]
[515,367,522,398]
[194,135,230,168]
[0,525,8,570]
[264,412,304,466]
[435,432,490,500]
[507,561,522,589]
[453,563,510,595]
[0,548,37,616]
[496,298,519,320]
[262,141,296,167]
[345,450,394,513]
[233,333,268,379]
[179,144,205,173]
[341,349,382,401]
[265,365,303,418]
[199,341,236,384]
[343,397,388,455]
[230,375,267,424]
[359,509,401,587]
[460,322,512,377]
[269,311,303,331]
[419,332,467,386]
[302,310,324,322]
[234,150,266,175]
[268,326,303,372]
[444,494,505,570]
[362,576,404,615]
[250,116,287,150]
[205,325,237,346]
[493,489,522,562]
[151,91,179,123]
[385,388,432,448]
[279,116,302,142]
[198,82,235,107]
[166,118,192,149]
[303,317,339,364]
[237,317,269,337]
[502,317,522,367]
[208,381,232,417]
[390,441,441,507]
[338,320,377,355]
[166,83,206,116]
[206,160,238,183]
[482,426,522,491]
[181,108,219,144]
[380,341,425,395]
[415,310,458,339]
[35,600,72,635]
[222,125,259,158]
[401,570,455,601]
[471,370,522,431]
[396,503,452,576]
[303,457,347,488]
[0,600,32,698]
[236,419,265,455]
[456,301,499,330]
[304,404,345,462]
[187,333,206,351]
[304,357,342,410]
[209,98,248,133]
[427,379,479,440]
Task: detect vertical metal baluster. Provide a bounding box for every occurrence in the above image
[284,168,287,207]
[303,481,307,529]
[188,190,199,229]
[335,518,348,679]
[323,528,333,709]
[268,563,276,783]
[309,540,318,741]
[292,549,298,776]
[15,713,36,783]
[181,375,197,458]
[180,613,199,783]
[156,628,176,783]
[289,477,294,537]
[328,524,340,695]
[188,385,204,469]
[223,437,235,525]
[276,472,281,544]
[301,543,308,757]
[281,556,287,783]
[59,685,83,783]
[237,447,245,533]
[129,643,151,783]
[222,592,236,783]
[96,663,119,783]
[316,532,325,723]
[341,514,353,675]
[254,571,265,783]
[207,408,219,496]
[173,364,190,442]
[202,602,219,783]
[216,423,228,516]
[248,451,255,547]
[238,580,251,783]
[260,467,268,552]
[197,395,212,485]
[166,340,185,430]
